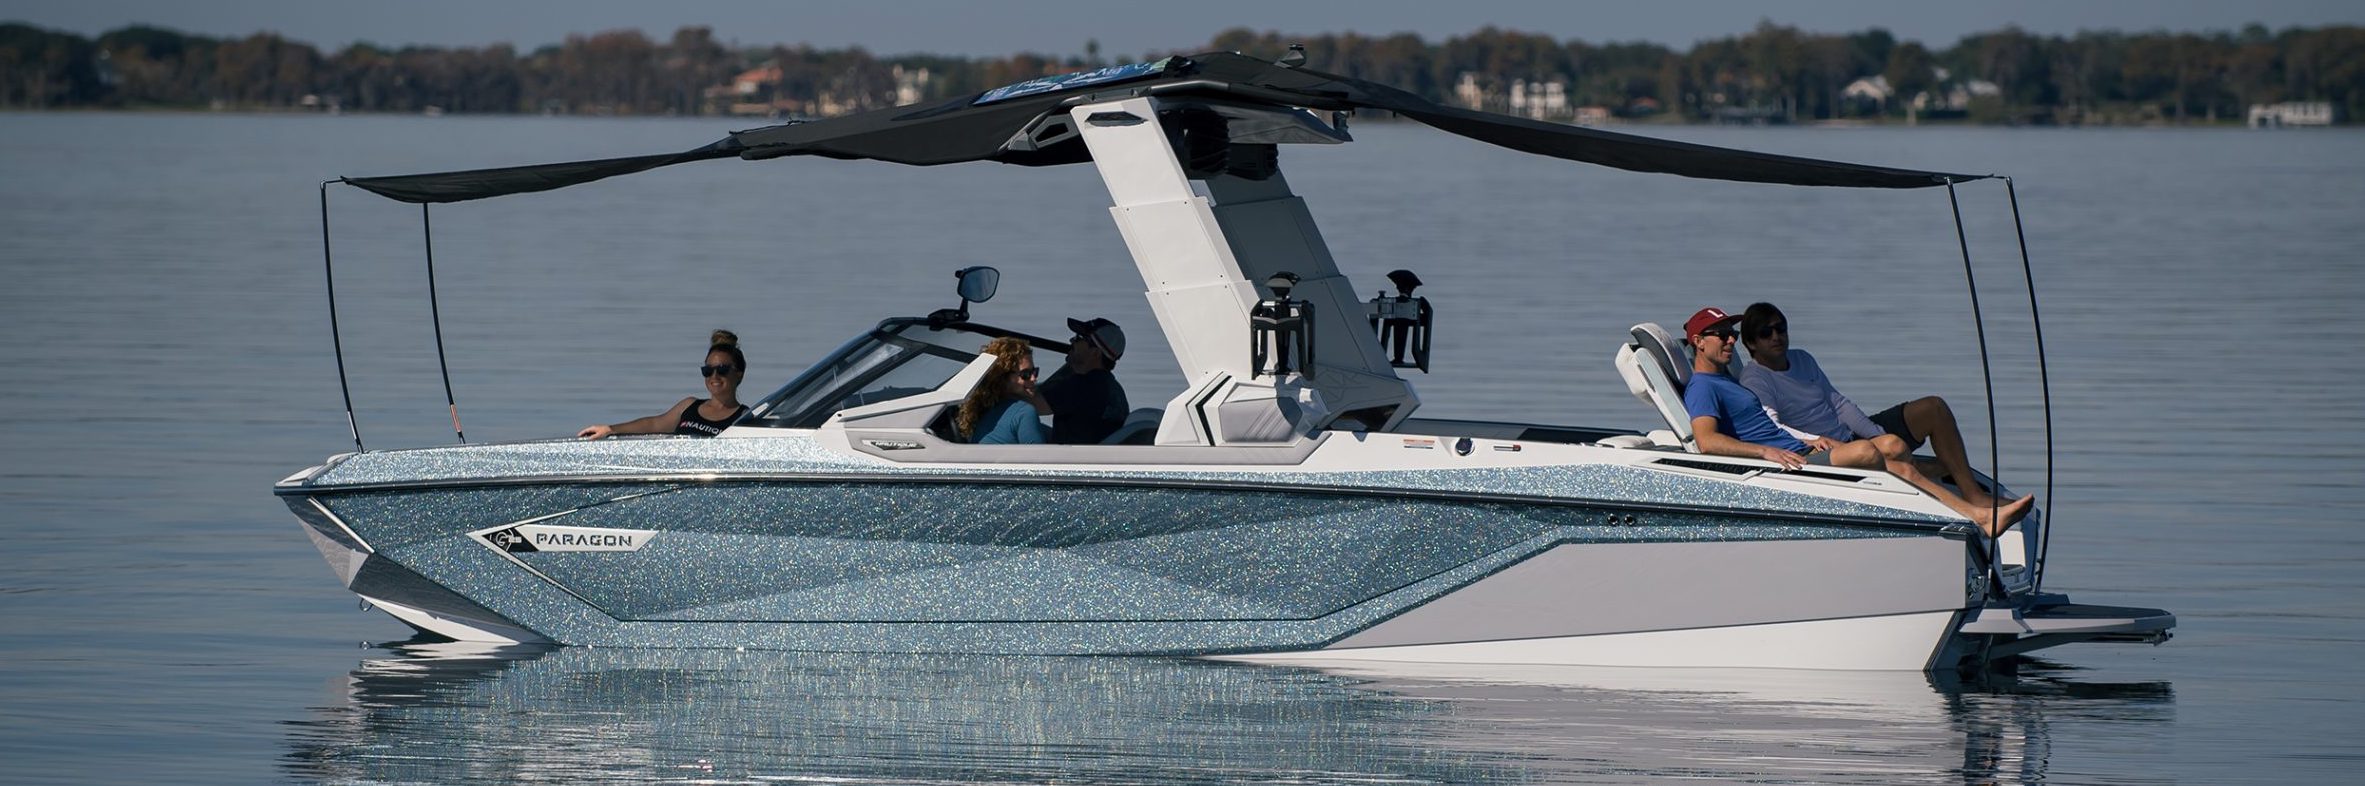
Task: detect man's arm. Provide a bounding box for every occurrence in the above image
[1101,378,1130,425]
[1692,415,1808,470]
[1800,352,1884,439]
[1764,405,1824,444]
[1032,368,1072,416]
[1826,382,1883,439]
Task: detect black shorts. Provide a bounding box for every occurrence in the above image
[1803,448,1834,466]
[1869,402,1921,449]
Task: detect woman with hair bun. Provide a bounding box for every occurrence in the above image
[577,329,749,439]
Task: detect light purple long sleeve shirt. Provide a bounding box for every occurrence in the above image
[1735,349,1885,441]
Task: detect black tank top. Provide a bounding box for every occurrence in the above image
[673,399,745,436]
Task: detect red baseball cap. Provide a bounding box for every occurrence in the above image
[1684,307,1741,340]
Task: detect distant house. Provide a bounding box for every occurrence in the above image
[1844,71,2000,116]
[1452,72,1575,121]
[1573,105,1612,126]
[892,65,932,106]
[1507,78,1568,120]
[710,65,785,116]
[1917,79,2000,112]
[1842,75,1892,104]
[1905,69,2001,113]
[733,65,781,97]
[1841,75,1893,116]
[2249,101,2335,127]
[711,63,908,118]
[1453,72,1487,111]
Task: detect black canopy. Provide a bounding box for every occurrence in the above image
[341,51,1987,204]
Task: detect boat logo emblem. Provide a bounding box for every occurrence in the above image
[475,524,658,554]
[865,439,925,451]
[484,526,537,553]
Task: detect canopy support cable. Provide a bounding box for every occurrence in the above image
[423,204,465,442]
[318,181,363,452]
[1946,180,2004,576]
[2005,177,2055,589]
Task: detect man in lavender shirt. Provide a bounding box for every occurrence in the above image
[1734,301,2012,512]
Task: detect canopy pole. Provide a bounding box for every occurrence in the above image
[319,181,363,452]
[2005,177,2056,589]
[1946,181,2001,553]
[422,204,465,443]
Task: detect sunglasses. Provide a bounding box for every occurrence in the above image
[1698,328,1738,341]
[1757,322,1788,339]
[1014,366,1039,380]
[700,364,737,378]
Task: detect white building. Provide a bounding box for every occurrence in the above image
[1846,70,2000,114]
[893,65,933,107]
[1508,79,1568,120]
[1914,78,2001,112]
[2249,101,2335,128]
[1454,72,1486,110]
[1842,75,1892,104]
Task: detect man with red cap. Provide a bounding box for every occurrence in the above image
[1678,306,2028,536]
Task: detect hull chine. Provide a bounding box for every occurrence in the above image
[1222,611,1962,671]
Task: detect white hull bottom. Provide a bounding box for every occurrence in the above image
[360,594,552,646]
[358,590,1962,670]
[1220,611,1962,671]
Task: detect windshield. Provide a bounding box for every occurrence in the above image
[743,319,1065,429]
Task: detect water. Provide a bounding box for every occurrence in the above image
[1,112,2360,783]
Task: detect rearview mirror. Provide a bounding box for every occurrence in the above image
[930,266,1003,329]
[956,266,1000,304]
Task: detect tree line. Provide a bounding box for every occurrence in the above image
[3,20,2360,123]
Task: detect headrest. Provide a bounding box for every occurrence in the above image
[1615,345,1653,401]
[1629,323,1689,390]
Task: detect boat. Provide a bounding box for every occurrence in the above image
[279,51,2173,670]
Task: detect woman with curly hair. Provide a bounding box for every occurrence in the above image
[955,336,1048,444]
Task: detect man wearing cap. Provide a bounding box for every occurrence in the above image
[1683,306,1893,470]
[1680,306,2031,535]
[1039,317,1131,444]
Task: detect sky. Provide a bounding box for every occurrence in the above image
[6,0,2361,57]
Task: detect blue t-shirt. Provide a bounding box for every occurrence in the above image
[1682,371,1807,453]
[975,399,1047,444]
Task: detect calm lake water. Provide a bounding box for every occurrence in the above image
[1,111,2361,784]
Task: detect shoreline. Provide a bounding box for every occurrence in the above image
[0,106,2316,129]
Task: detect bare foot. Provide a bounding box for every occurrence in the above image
[1970,496,2034,538]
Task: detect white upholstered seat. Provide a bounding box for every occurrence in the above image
[1612,322,1699,452]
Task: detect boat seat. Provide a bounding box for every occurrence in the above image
[1101,408,1164,445]
[925,407,960,442]
[925,406,1164,445]
[1592,433,1656,449]
[1612,322,1699,452]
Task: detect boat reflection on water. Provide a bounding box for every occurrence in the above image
[1289,658,2173,784]
[283,640,2171,784]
